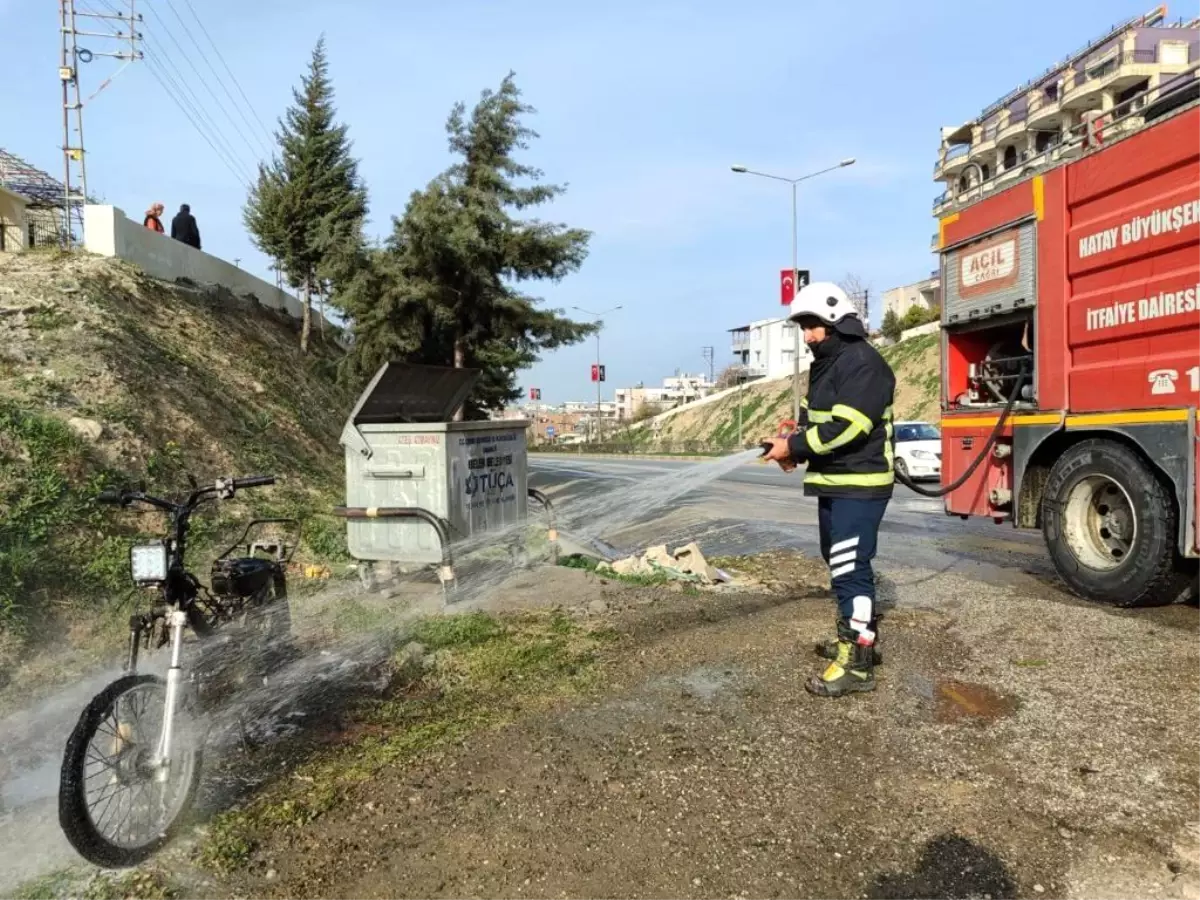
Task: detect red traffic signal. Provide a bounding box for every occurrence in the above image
[590,364,599,382]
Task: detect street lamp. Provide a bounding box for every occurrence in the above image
[730,158,857,423]
[573,304,622,443]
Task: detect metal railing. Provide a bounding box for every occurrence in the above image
[976,9,1174,119]
[1072,49,1159,89]
[934,144,970,173]
[1027,91,1060,114]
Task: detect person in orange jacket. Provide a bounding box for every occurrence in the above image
[143,203,165,234]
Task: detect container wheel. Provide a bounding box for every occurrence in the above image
[1041,439,1185,607]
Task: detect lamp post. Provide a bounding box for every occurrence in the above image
[730,158,856,423]
[573,305,622,443]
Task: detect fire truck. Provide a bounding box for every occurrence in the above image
[936,67,1200,607]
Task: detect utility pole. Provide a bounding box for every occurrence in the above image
[702,345,714,384]
[730,158,856,423]
[59,0,142,247]
[574,305,622,444]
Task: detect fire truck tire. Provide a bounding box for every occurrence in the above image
[1042,439,1179,607]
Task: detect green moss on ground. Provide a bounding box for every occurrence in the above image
[197,609,611,873]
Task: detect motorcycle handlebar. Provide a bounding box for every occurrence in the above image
[232,474,276,490]
[95,474,276,511]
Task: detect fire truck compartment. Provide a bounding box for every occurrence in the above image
[942,313,1035,409]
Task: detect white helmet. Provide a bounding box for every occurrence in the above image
[788,281,859,325]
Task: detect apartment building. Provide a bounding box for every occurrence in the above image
[932,7,1198,215]
[729,316,813,380]
[614,373,715,421]
[882,273,941,321]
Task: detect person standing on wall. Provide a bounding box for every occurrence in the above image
[142,203,165,234]
[170,203,201,250]
[760,281,897,698]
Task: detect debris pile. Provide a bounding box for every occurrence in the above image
[598,541,731,585]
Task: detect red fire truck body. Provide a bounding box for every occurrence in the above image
[937,85,1199,606]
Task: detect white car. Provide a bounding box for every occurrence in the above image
[894,421,941,481]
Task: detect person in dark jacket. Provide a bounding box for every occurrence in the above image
[170,203,201,250]
[761,281,897,698]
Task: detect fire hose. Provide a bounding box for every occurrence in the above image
[761,366,1030,500]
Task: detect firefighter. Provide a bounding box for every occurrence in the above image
[761,281,897,698]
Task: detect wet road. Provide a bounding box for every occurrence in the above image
[529,453,1060,593]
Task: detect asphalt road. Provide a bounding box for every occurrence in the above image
[529,453,1062,595]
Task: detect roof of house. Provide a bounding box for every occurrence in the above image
[0,148,77,206]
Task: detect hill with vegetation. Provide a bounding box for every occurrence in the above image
[0,252,355,692]
[603,334,941,452]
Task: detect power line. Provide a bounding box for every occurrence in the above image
[140,36,256,186]
[140,0,259,177]
[180,0,275,151]
[141,42,253,189]
[161,0,273,158]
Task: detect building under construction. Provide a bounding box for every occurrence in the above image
[0,147,80,250]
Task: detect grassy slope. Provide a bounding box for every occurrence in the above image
[611,333,941,449]
[0,252,355,686]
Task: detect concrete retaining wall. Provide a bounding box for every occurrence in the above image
[899,320,941,342]
[83,205,334,331]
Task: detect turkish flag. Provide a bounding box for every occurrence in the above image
[780,269,795,306]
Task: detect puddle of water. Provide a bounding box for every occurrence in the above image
[674,666,740,702]
[934,679,1019,724]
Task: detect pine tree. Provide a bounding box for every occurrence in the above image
[881,308,903,342]
[244,36,367,353]
[344,73,594,417]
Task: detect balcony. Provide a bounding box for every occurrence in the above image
[1063,49,1159,109]
[934,143,970,178]
[1026,89,1063,126]
[997,107,1028,143]
[971,121,999,157]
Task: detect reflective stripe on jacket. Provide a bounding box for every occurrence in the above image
[785,334,897,498]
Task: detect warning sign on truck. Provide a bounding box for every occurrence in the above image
[958,228,1021,298]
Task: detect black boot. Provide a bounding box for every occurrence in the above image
[815,615,883,666]
[806,619,876,698]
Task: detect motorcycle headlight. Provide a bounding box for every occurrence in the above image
[130,543,168,584]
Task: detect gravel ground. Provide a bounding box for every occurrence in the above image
[204,556,1199,900]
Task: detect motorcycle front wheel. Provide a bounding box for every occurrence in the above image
[58,673,203,868]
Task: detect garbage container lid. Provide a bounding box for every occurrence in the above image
[349,362,482,424]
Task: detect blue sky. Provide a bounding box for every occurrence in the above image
[1,0,1148,404]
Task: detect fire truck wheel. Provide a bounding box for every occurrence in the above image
[1042,439,1179,607]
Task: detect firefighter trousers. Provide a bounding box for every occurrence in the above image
[817,495,890,643]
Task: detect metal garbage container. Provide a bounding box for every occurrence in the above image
[339,362,530,564]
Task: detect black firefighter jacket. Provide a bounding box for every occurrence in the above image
[785,327,897,499]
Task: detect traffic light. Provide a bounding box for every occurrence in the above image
[590,364,599,382]
[598,365,606,382]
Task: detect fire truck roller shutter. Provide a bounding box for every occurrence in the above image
[942,220,1037,326]
[1038,425,1196,607]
